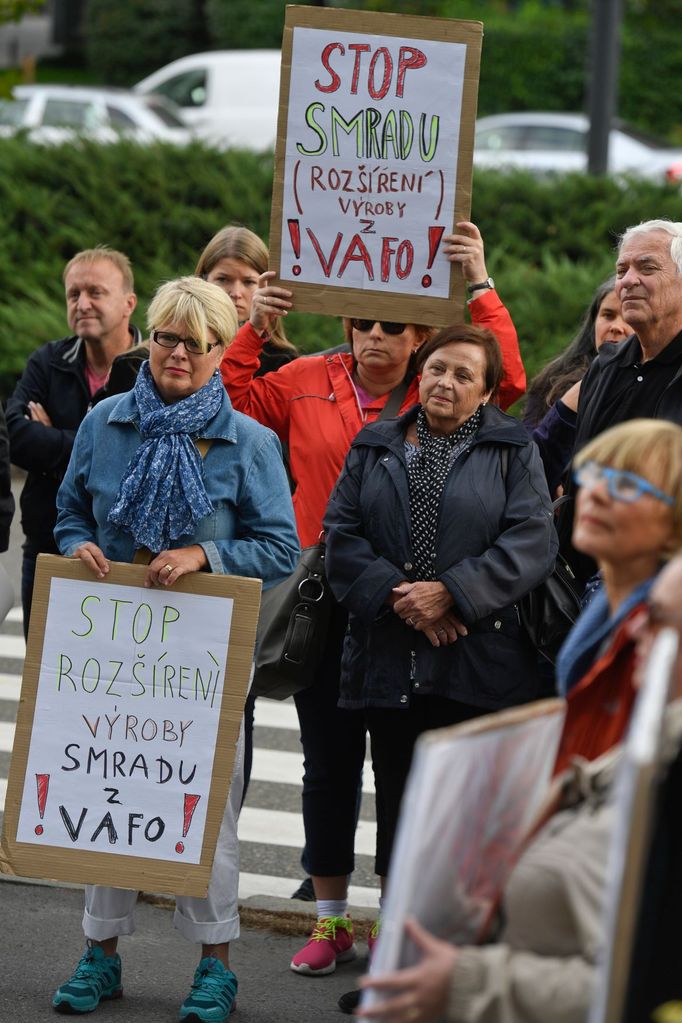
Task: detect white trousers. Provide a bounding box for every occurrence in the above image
[83,719,245,946]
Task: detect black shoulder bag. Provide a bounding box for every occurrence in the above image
[500,448,583,664]
[252,378,411,700]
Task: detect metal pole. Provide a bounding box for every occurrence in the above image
[586,0,623,176]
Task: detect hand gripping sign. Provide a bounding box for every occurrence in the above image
[0,556,260,897]
[270,5,483,325]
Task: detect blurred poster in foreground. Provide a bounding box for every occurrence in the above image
[589,629,678,1023]
[364,698,565,1012]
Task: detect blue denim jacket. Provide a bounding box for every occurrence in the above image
[55,388,300,588]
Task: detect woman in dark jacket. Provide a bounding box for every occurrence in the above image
[324,324,557,898]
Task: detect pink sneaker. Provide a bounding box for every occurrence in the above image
[367,918,380,957]
[290,916,357,975]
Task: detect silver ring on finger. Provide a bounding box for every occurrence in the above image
[406,617,415,627]
[164,564,173,575]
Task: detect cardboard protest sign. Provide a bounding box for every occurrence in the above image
[270,5,483,324]
[589,629,678,1023]
[0,555,260,897]
[363,699,565,1012]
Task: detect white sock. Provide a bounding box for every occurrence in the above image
[317,899,347,919]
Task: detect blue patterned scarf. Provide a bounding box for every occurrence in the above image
[108,361,223,552]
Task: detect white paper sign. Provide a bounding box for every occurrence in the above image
[16,577,233,863]
[281,26,466,296]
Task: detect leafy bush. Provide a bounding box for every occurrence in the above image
[2,138,682,406]
[204,0,285,50]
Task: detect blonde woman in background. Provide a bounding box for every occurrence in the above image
[196,224,298,376]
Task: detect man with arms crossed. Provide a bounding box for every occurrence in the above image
[6,246,139,635]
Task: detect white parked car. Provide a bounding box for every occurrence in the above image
[0,84,192,144]
[474,112,682,183]
[134,50,281,150]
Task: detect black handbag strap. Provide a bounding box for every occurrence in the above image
[499,447,567,514]
[379,378,409,420]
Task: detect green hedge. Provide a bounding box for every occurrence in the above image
[2,138,682,404]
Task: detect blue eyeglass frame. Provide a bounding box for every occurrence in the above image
[573,460,675,506]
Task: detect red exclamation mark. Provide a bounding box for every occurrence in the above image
[35,773,49,835]
[175,793,201,854]
[288,218,302,276]
[421,226,445,288]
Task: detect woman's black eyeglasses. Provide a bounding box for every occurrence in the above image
[151,329,222,355]
[350,319,407,336]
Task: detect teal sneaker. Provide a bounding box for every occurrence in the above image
[179,957,238,1022]
[52,943,122,1014]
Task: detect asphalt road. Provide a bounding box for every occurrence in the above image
[0,878,371,1022]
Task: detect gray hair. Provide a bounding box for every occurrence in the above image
[619,219,682,274]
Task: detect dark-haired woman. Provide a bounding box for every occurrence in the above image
[524,277,628,428]
[526,279,629,496]
[221,222,527,977]
[324,325,556,915]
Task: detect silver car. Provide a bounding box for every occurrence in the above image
[474,112,682,183]
[0,84,192,145]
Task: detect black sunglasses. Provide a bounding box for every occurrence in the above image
[350,319,407,336]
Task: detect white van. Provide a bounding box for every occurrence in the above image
[134,50,280,150]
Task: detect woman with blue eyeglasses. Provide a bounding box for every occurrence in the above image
[554,417,682,772]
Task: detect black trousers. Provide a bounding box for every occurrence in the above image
[294,599,367,877]
[21,535,59,640]
[366,695,485,877]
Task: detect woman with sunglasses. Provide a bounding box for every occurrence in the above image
[52,277,299,1021]
[554,417,682,773]
[220,222,526,977]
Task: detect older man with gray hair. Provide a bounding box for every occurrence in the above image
[558,219,682,589]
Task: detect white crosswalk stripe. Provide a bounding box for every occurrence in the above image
[0,609,380,907]
[0,634,28,660]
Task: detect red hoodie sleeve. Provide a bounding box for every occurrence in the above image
[220,321,297,441]
[470,289,526,410]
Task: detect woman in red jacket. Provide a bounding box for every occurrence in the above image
[221,222,526,978]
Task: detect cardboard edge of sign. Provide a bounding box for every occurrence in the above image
[0,554,261,898]
[269,6,484,326]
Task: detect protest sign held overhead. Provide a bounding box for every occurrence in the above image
[0,555,261,897]
[270,5,483,324]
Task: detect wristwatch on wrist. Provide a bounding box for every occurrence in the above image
[467,276,495,295]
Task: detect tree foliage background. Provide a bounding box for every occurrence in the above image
[70,0,682,142]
